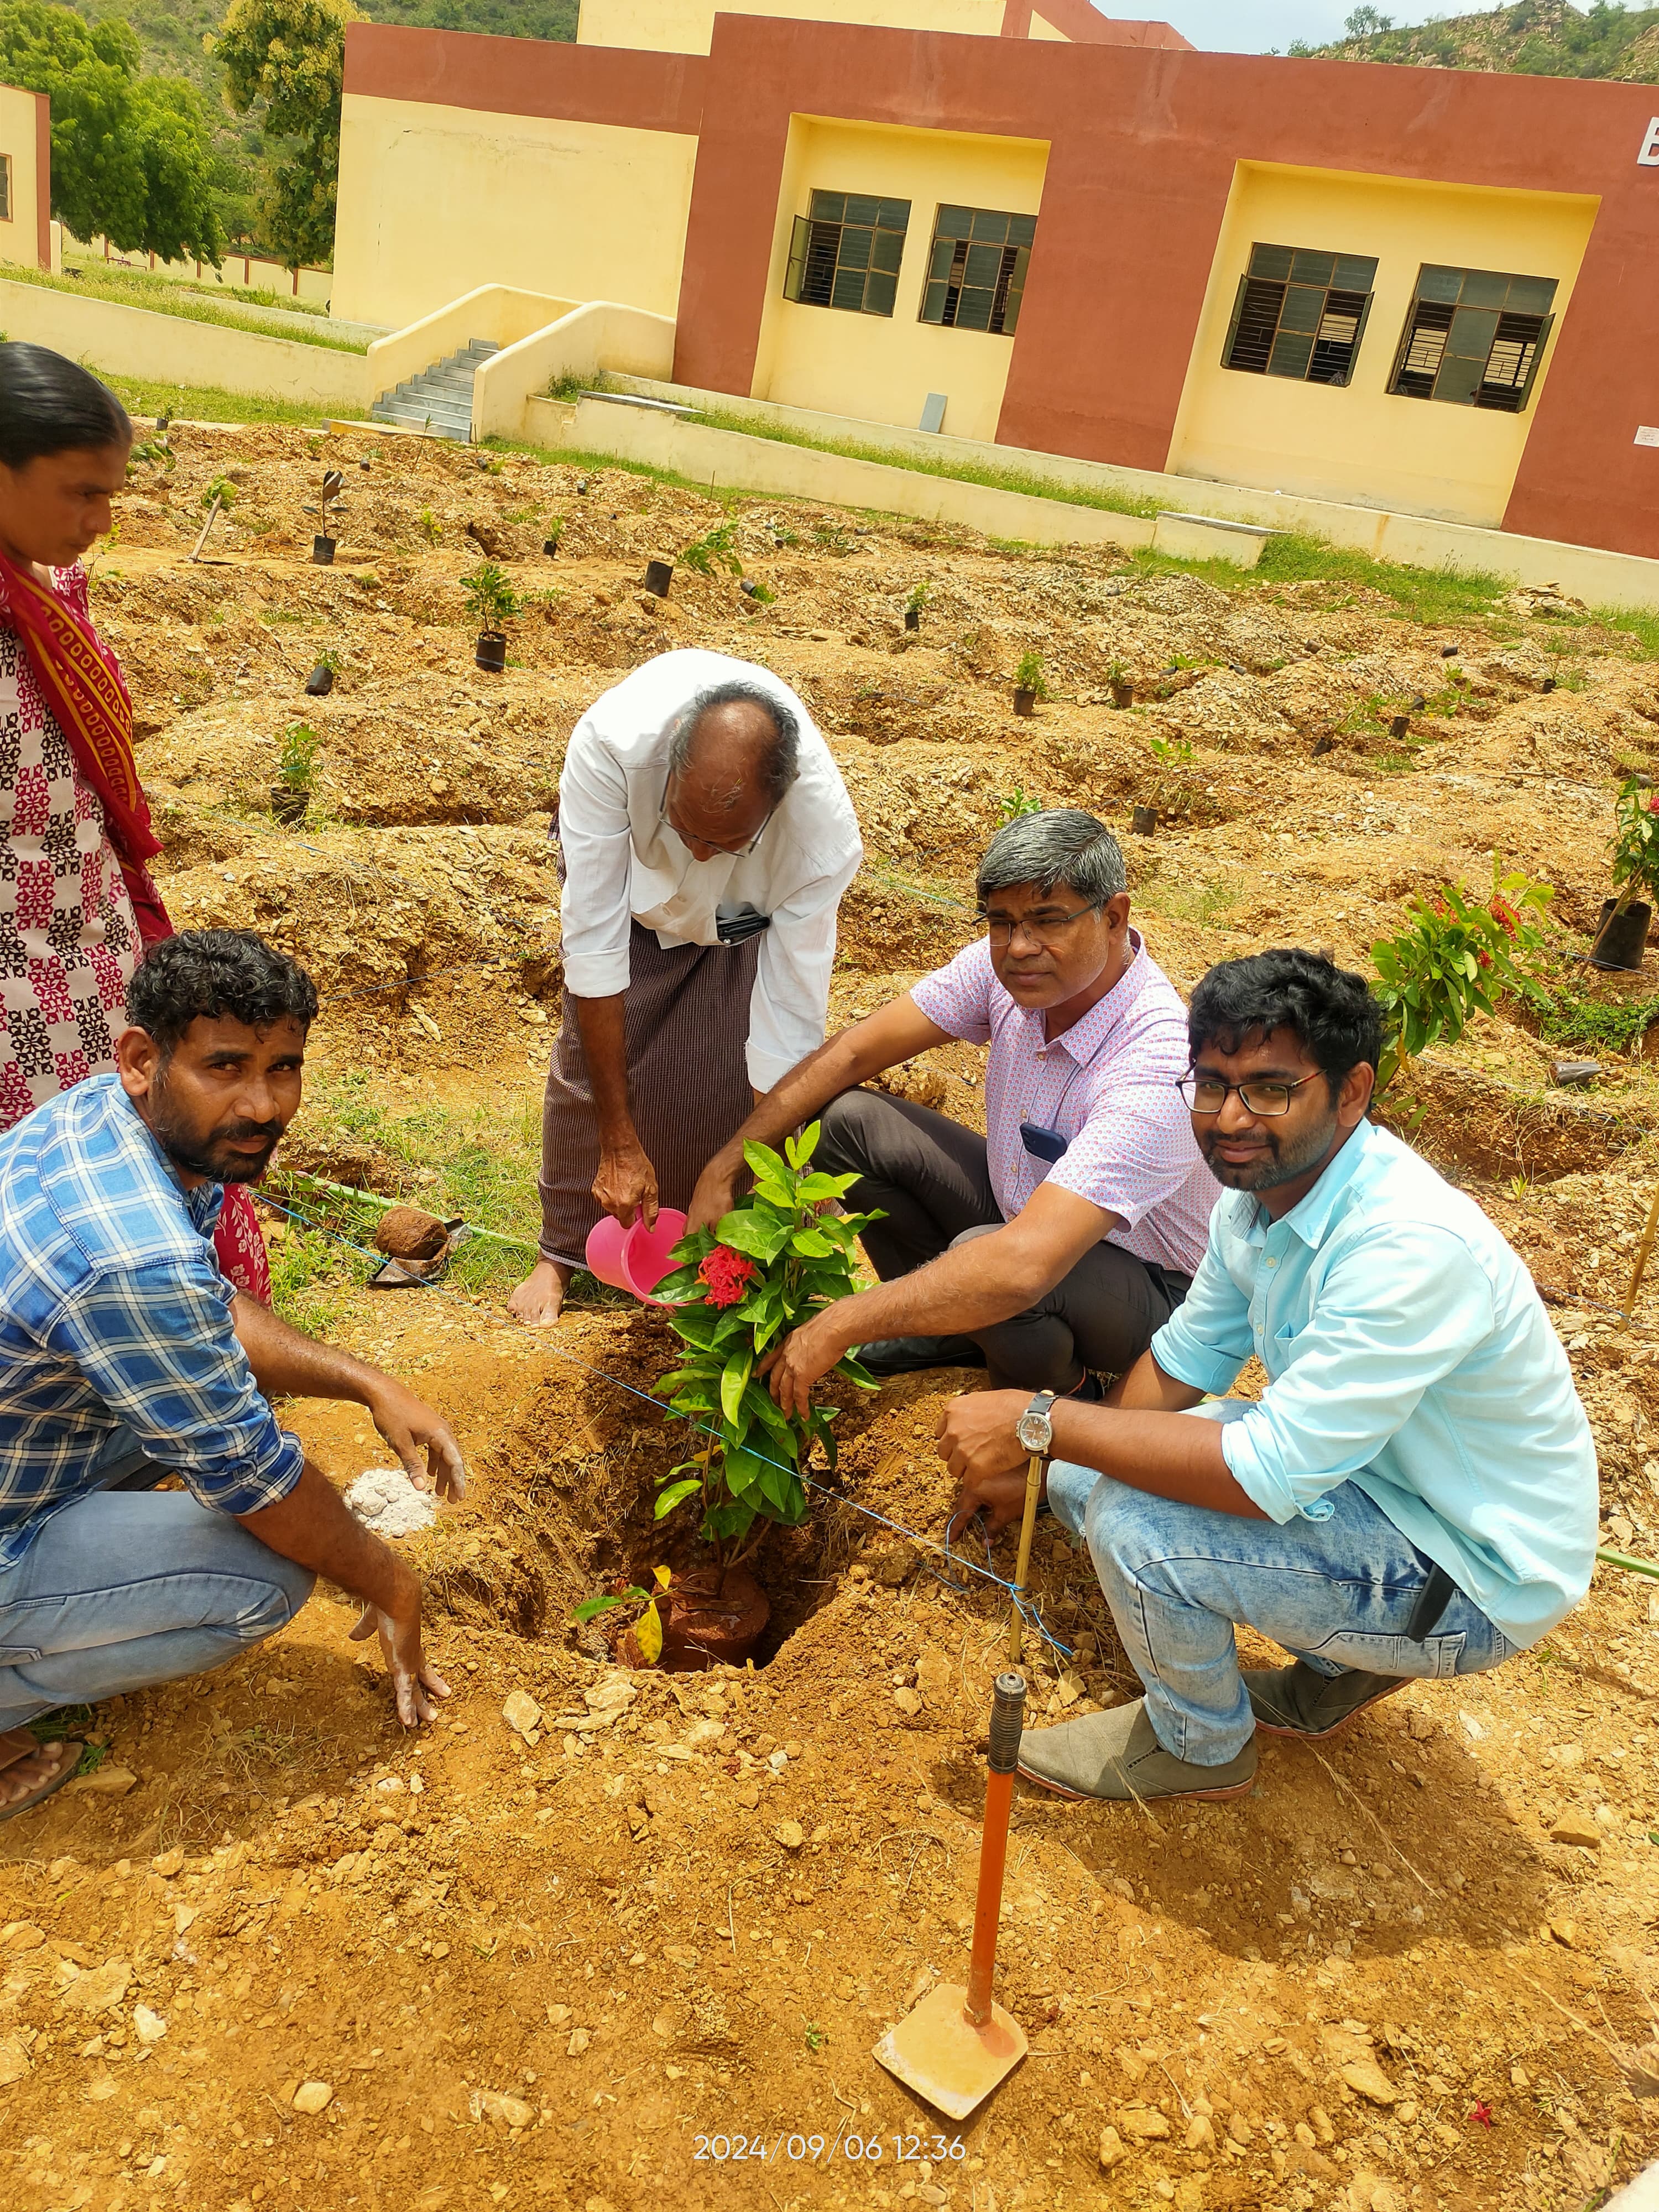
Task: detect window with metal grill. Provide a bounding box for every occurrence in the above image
[1388,266,1557,413]
[918,206,1036,336]
[1222,244,1378,387]
[782,191,911,319]
[0,155,11,225]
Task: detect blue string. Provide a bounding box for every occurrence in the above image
[262,1189,1074,1661]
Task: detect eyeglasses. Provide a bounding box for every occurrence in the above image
[980,899,1105,948]
[659,776,776,859]
[1176,1072,1323,1118]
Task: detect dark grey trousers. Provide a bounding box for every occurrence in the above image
[817,1087,1188,1392]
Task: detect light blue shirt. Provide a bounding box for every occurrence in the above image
[1151,1119,1596,1646]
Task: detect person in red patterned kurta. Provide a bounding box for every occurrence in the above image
[0,341,270,1297]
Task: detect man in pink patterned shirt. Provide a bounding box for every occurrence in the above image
[688,810,1216,1409]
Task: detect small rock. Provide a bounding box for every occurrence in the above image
[84,2072,118,2102]
[775,1820,804,1853]
[870,1545,919,1587]
[478,2088,534,2129]
[1098,2125,1126,2170]
[502,1691,542,1740]
[69,1765,138,1797]
[1118,2103,1171,2139]
[1548,1918,1578,1948]
[893,1687,922,1717]
[133,2005,168,2047]
[150,1848,185,1879]
[292,2081,334,2115]
[61,1959,132,2015]
[0,2038,29,2085]
[1,1922,45,1952]
[1340,2058,1399,2106]
[567,2027,591,2057]
[1310,2104,1336,2145]
[1550,1812,1601,1849]
[1185,2111,1215,2151]
[1407,1712,1434,1743]
[1294,2121,1317,2148]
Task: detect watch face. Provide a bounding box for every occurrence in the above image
[1017,1412,1051,1451]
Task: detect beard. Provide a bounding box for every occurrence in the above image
[1199,1104,1339,1192]
[148,1080,284,1186]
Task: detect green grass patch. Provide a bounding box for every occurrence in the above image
[1138,872,1246,930]
[3,263,366,353]
[92,369,328,429]
[1538,991,1659,1056]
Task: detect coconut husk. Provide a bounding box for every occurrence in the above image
[374,1205,450,1261]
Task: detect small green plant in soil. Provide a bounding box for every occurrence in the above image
[996,785,1045,823]
[1370,855,1553,1096]
[1606,775,1659,924]
[130,434,174,471]
[650,1121,880,1562]
[1540,990,1659,1057]
[460,561,521,635]
[680,517,744,578]
[1014,651,1049,701]
[201,475,237,513]
[905,581,932,615]
[418,508,442,545]
[276,723,320,790]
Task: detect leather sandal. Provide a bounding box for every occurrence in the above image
[0,1725,85,1823]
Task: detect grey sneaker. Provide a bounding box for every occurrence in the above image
[1016,1698,1258,1804]
[1243,1661,1408,1741]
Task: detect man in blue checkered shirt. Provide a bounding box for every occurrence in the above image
[0,931,466,1823]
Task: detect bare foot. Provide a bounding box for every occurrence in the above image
[507,1258,573,1328]
[0,1730,79,1820]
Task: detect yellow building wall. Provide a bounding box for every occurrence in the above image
[331,95,697,332]
[0,82,45,273]
[577,0,1029,56]
[748,116,1047,445]
[1166,161,1599,529]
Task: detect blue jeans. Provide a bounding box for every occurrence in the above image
[0,1430,315,1733]
[1047,1458,1520,1766]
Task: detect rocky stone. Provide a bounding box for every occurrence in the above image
[292,2081,333,2115]
[502,1691,542,1740]
[1,1922,45,1952]
[69,1764,138,1796]
[893,1687,923,1717]
[567,2028,591,2057]
[61,1959,132,2015]
[150,1848,185,1879]
[133,2005,168,2047]
[1118,2103,1171,2139]
[1549,1919,1579,1948]
[1340,2058,1399,2106]
[775,1820,804,1853]
[1185,2111,1215,2151]
[1550,1812,1601,1849]
[478,2088,534,2129]
[1097,2125,1126,2170]
[870,1545,920,1587]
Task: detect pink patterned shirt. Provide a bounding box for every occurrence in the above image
[0,565,139,1132]
[909,930,1217,1277]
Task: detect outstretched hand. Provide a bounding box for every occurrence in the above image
[349,1599,450,1729]
[938,1389,1043,1538]
[366,1377,467,1500]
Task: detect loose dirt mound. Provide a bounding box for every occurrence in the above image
[3,424,1658,2212]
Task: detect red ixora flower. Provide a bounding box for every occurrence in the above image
[1469,2100,1494,2130]
[698,1246,758,1308]
[1489,895,1520,938]
[1647,792,1659,814]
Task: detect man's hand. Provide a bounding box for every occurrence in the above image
[348,1577,449,1728]
[938,1389,1042,1537]
[759,1311,849,1422]
[686,1157,739,1237]
[593,1139,659,1230]
[363,1376,467,1499]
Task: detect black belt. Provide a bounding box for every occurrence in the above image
[1406,1561,1459,1640]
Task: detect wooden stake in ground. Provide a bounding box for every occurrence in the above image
[189,496,223,562]
[1623,1176,1659,1322]
[1006,1453,1045,1664]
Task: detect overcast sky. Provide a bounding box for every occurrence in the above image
[1147,2,1477,50]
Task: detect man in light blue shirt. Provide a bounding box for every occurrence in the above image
[938,948,1596,1806]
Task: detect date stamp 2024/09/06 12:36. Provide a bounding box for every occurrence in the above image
[692,2128,968,2166]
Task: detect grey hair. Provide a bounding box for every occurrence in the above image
[668,680,801,807]
[975,808,1126,906]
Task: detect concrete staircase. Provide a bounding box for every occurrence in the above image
[369,339,500,441]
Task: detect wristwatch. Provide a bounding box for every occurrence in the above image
[1015,1390,1057,1456]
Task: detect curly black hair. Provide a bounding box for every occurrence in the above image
[1187,949,1383,1094]
[126,931,319,1055]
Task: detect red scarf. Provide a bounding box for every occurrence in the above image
[0,547,170,946]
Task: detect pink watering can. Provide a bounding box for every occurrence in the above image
[583,1207,688,1305]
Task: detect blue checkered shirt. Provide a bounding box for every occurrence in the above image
[0,1073,303,1568]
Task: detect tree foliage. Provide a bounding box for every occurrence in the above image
[0,1,224,259]
[213,0,361,269]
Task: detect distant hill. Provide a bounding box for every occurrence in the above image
[1295,1,1659,81]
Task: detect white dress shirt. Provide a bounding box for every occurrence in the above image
[557,650,863,1091]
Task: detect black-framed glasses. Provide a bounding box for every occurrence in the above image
[980,898,1105,948]
[1177,1072,1323,1118]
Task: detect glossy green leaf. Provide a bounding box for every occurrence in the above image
[654,1477,702,1519]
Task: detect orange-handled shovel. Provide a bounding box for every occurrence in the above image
[873,1672,1029,2121]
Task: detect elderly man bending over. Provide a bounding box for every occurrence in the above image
[691,808,1215,1410]
[939,950,1597,1806]
[0,931,463,1825]
[511,649,861,1327]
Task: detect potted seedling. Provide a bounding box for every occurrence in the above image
[584,1123,880,1672]
[904,581,931,633]
[460,560,520,673]
[677,517,744,586]
[542,518,564,558]
[304,646,340,697]
[272,722,320,826]
[1590,776,1659,971]
[1013,651,1048,718]
[312,470,344,565]
[643,557,675,597]
[1105,656,1134,711]
[1370,857,1552,1102]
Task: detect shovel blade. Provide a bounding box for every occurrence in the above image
[872,1982,1027,2122]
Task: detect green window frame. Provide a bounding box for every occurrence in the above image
[782,191,911,319]
[1387,265,1557,414]
[918,205,1036,336]
[1222,244,1379,388]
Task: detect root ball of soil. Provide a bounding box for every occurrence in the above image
[373,1204,451,1261]
[621,1566,770,1672]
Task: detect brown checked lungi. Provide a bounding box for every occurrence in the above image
[537,920,761,1269]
